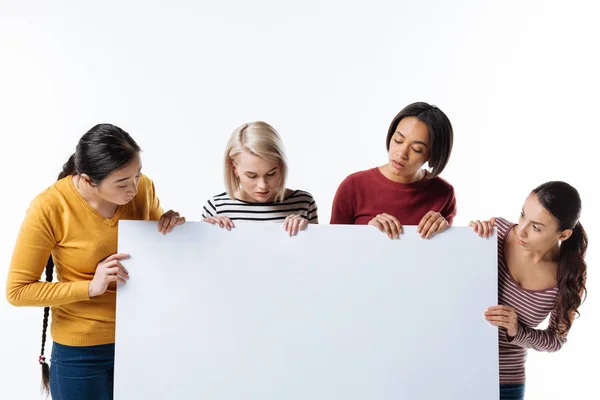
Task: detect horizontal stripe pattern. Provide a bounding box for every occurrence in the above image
[495,217,563,384]
[202,190,318,222]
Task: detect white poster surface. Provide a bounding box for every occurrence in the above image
[115,221,498,400]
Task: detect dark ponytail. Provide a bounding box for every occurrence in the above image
[555,221,588,336]
[40,123,141,394]
[532,181,587,338]
[57,153,77,180]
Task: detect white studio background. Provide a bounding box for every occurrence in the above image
[0,1,598,399]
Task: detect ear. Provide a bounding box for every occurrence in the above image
[231,160,238,177]
[559,229,573,242]
[79,173,96,187]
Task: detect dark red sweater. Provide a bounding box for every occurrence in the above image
[330,167,457,225]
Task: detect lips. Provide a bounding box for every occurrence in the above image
[517,237,527,246]
[392,160,405,170]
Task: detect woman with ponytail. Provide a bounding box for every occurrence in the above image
[6,124,185,400]
[469,181,587,400]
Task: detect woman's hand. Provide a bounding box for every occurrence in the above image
[368,213,403,239]
[468,218,496,238]
[203,216,235,231]
[158,210,186,234]
[485,305,519,338]
[283,214,309,236]
[89,253,130,298]
[417,211,449,239]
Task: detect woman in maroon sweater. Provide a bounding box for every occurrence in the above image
[470,181,587,400]
[330,101,456,239]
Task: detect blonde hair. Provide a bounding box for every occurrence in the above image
[224,121,288,202]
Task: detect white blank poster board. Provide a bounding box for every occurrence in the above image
[115,221,498,399]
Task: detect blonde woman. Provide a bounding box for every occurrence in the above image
[202,121,318,235]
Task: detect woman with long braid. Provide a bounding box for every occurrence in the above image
[6,124,185,400]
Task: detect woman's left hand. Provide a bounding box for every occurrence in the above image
[283,214,309,236]
[417,211,449,239]
[485,305,519,337]
[158,210,186,234]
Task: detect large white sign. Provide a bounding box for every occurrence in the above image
[115,221,498,399]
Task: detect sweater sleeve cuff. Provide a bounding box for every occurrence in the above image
[73,280,91,301]
[505,324,527,347]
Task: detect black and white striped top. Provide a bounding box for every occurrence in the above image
[202,190,318,223]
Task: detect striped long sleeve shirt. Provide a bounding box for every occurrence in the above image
[495,217,565,384]
[202,190,318,223]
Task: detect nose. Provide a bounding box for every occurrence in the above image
[397,143,409,160]
[127,180,139,197]
[516,223,528,238]
[258,177,267,190]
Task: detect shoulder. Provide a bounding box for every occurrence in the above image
[345,168,376,182]
[18,179,72,234]
[284,189,316,203]
[426,175,455,194]
[28,178,71,218]
[200,193,231,217]
[207,192,232,204]
[336,168,377,190]
[203,192,235,210]
[494,217,513,228]
[494,217,515,239]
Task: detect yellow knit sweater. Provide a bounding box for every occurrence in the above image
[6,174,163,346]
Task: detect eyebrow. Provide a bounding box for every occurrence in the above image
[114,167,142,183]
[522,209,546,226]
[245,167,278,175]
[395,131,428,147]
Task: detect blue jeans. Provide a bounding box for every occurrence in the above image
[49,342,115,400]
[500,383,525,400]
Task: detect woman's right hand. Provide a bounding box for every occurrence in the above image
[89,253,130,298]
[368,213,403,239]
[203,216,235,231]
[468,218,496,238]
